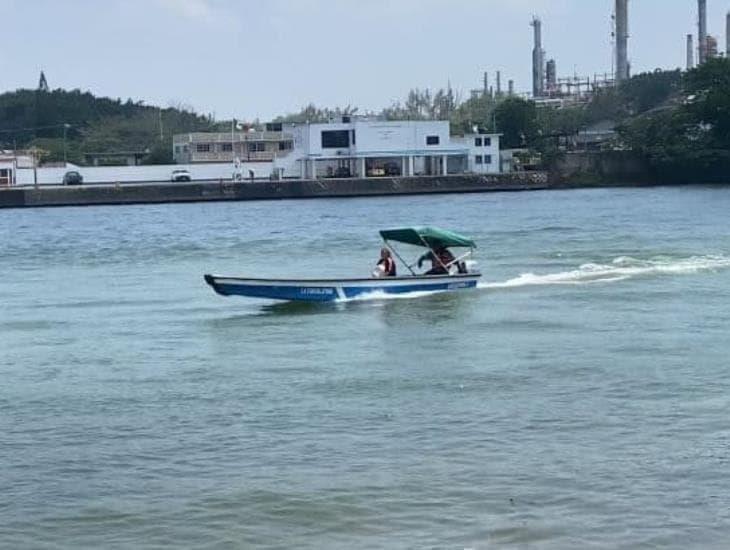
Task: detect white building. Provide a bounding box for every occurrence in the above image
[0,151,36,186]
[452,133,502,174]
[273,118,492,179]
[172,118,501,180]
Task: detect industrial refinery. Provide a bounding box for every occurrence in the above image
[517,0,730,103]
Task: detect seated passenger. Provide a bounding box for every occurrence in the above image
[418,246,455,275]
[373,247,397,277]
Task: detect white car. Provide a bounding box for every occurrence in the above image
[170,169,191,182]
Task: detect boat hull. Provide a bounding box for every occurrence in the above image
[204,273,481,302]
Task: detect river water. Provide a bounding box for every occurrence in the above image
[2,186,730,549]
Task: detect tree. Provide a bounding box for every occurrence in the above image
[494,98,538,148]
[684,58,730,148]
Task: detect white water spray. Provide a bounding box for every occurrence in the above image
[479,255,730,290]
[335,255,730,303]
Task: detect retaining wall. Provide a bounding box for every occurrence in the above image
[0,173,549,209]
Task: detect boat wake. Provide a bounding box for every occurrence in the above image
[341,289,444,303]
[333,255,730,304]
[479,254,730,290]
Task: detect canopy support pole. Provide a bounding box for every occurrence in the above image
[384,239,416,276]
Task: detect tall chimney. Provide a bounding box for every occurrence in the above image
[687,34,695,69]
[531,17,545,97]
[726,11,730,57]
[546,59,557,91]
[496,71,502,96]
[698,0,707,64]
[615,0,629,82]
[508,80,515,96]
[483,71,489,96]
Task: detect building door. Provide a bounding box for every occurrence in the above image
[0,168,12,186]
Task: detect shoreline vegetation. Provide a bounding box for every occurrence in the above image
[1,59,729,184]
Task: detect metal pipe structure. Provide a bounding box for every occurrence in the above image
[615,0,629,82]
[687,34,695,69]
[496,71,502,96]
[531,17,545,97]
[726,11,730,57]
[698,0,707,64]
[546,59,557,92]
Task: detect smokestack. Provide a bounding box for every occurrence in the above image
[546,59,557,92]
[496,71,502,96]
[706,35,718,58]
[483,71,489,96]
[687,34,695,69]
[698,0,707,64]
[508,80,515,96]
[531,17,545,97]
[727,11,730,57]
[615,0,629,82]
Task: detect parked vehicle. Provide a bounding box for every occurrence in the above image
[384,162,401,176]
[171,169,192,182]
[62,171,83,185]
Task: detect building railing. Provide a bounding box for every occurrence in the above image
[174,131,293,144]
[189,151,277,162]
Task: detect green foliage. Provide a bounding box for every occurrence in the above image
[619,69,682,115]
[0,88,214,165]
[274,103,360,123]
[449,94,498,135]
[382,87,460,121]
[494,98,538,148]
[618,59,730,181]
[585,70,682,123]
[683,58,730,147]
[28,137,83,164]
[537,106,586,137]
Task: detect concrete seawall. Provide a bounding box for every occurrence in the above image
[0,173,549,209]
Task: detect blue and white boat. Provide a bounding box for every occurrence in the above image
[204,227,481,303]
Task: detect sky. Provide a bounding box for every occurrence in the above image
[1,0,728,121]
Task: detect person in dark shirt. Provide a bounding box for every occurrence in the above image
[418,246,456,275]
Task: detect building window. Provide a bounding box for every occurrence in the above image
[351,130,356,145]
[483,137,491,147]
[484,154,492,164]
[475,137,482,147]
[174,146,181,154]
[265,122,283,132]
[248,142,265,152]
[475,155,483,164]
[278,140,293,151]
[321,130,350,148]
[426,135,439,145]
[183,145,189,153]
[221,143,233,152]
[196,144,211,153]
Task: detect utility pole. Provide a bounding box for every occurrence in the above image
[63,123,70,164]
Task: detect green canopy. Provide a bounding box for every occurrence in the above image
[380,227,477,249]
